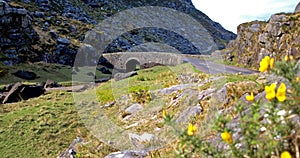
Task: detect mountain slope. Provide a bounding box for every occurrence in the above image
[0,0,236,66]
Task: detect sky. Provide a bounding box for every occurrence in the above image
[191,0,299,33]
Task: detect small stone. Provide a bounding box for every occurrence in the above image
[125,103,143,115]
[49,30,58,39]
[34,11,44,18]
[57,38,70,45]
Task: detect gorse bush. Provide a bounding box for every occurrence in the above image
[131,88,151,104]
[165,55,300,158]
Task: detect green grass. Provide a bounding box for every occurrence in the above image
[0,62,111,86]
[0,92,80,157]
[0,91,116,157]
[0,62,265,157]
[96,63,198,104]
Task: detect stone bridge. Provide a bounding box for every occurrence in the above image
[102,52,183,72]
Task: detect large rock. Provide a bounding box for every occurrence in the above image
[176,104,202,123]
[114,71,137,81]
[12,70,37,80]
[2,82,44,104]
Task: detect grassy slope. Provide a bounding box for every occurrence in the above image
[0,63,196,157]
[0,62,111,87]
[0,63,261,157]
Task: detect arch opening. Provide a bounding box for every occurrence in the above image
[125,59,140,72]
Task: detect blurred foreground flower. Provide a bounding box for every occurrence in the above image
[221,131,232,144]
[276,83,286,102]
[246,92,255,102]
[280,151,292,158]
[265,83,276,101]
[162,110,167,118]
[296,76,300,82]
[284,55,294,62]
[259,56,274,73]
[187,123,196,136]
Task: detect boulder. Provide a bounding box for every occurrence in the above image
[2,82,44,104]
[19,85,44,100]
[125,103,143,115]
[176,104,202,123]
[114,71,137,81]
[2,82,24,104]
[12,70,37,80]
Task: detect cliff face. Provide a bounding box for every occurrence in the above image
[0,0,236,66]
[225,12,300,68]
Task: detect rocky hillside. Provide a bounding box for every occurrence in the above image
[0,0,236,66]
[224,10,300,68]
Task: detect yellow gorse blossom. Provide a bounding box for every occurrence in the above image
[270,57,275,69]
[162,110,167,118]
[265,83,276,101]
[259,56,274,73]
[280,151,292,158]
[276,83,286,102]
[265,83,287,102]
[187,123,196,136]
[284,55,294,62]
[221,131,232,144]
[296,76,300,82]
[246,92,255,102]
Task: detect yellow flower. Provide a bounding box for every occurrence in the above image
[276,83,286,102]
[259,56,270,73]
[162,110,167,118]
[265,83,276,101]
[296,76,300,82]
[246,92,255,102]
[284,55,289,61]
[284,55,294,62]
[280,151,292,158]
[187,123,196,136]
[221,131,232,144]
[270,57,275,69]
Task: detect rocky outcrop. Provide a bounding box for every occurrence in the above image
[295,2,300,13]
[224,11,300,68]
[0,0,39,65]
[1,82,45,104]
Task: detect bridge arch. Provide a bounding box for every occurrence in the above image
[125,58,140,72]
